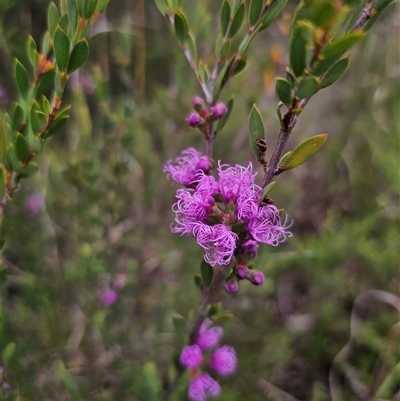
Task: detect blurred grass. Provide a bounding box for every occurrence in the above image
[1,0,399,400]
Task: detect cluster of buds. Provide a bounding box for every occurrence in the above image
[179,319,237,401]
[186,96,228,129]
[164,148,292,269]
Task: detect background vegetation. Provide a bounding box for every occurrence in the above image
[1,0,399,400]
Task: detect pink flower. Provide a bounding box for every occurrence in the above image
[196,325,223,351]
[100,290,118,306]
[210,345,237,376]
[188,373,221,401]
[180,344,203,369]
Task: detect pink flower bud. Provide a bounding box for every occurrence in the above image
[186,113,202,127]
[210,102,228,119]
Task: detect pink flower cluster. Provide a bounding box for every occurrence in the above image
[179,319,237,401]
[164,148,292,267]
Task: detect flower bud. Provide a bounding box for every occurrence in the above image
[186,113,203,127]
[180,344,203,368]
[210,345,237,376]
[210,102,228,120]
[240,240,259,259]
[192,96,204,111]
[196,157,213,175]
[224,280,238,293]
[249,270,265,286]
[236,265,249,280]
[100,290,118,306]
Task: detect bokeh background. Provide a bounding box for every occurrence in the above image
[1,0,399,400]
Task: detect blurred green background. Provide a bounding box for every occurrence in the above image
[1,0,399,400]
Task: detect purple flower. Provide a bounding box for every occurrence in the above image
[24,193,44,217]
[236,265,249,280]
[194,224,238,266]
[240,240,259,259]
[192,96,204,110]
[186,113,203,127]
[210,102,228,119]
[100,290,118,306]
[180,344,203,369]
[224,280,239,293]
[249,270,265,286]
[210,345,237,376]
[247,205,292,246]
[196,325,223,351]
[164,148,212,186]
[188,373,221,401]
[218,162,257,204]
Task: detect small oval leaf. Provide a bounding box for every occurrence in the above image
[275,77,292,107]
[220,0,231,35]
[229,2,245,38]
[200,260,213,288]
[54,28,70,72]
[21,162,39,178]
[15,133,29,161]
[322,32,365,59]
[296,76,319,99]
[320,56,350,88]
[44,116,69,139]
[249,0,263,27]
[260,0,288,31]
[174,12,189,47]
[14,59,30,99]
[281,134,328,171]
[249,104,266,164]
[67,39,89,74]
[48,2,59,38]
[290,23,308,77]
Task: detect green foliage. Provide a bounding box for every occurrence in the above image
[249,104,266,164]
[67,39,89,74]
[54,27,70,72]
[228,2,245,38]
[259,0,288,31]
[320,56,350,88]
[14,59,30,99]
[275,77,292,107]
[249,0,263,27]
[280,134,328,171]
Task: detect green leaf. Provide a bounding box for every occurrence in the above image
[220,0,231,35]
[67,0,78,35]
[67,39,89,74]
[48,2,59,38]
[260,0,288,31]
[238,30,257,56]
[15,133,29,161]
[37,69,56,97]
[216,38,231,60]
[97,0,110,14]
[54,28,70,72]
[27,36,38,69]
[31,110,47,134]
[154,0,169,16]
[42,96,51,114]
[20,161,39,178]
[42,31,52,55]
[207,302,223,317]
[275,77,292,107]
[312,55,340,76]
[320,56,350,88]
[78,0,98,19]
[44,116,70,139]
[217,96,234,133]
[14,59,30,99]
[58,13,69,33]
[172,313,188,334]
[174,12,189,47]
[296,76,319,98]
[278,150,291,166]
[229,56,247,77]
[194,273,203,289]
[281,134,328,171]
[249,0,263,26]
[200,260,213,288]
[12,103,24,131]
[229,2,245,38]
[375,0,395,11]
[2,342,16,367]
[322,31,365,59]
[260,181,276,203]
[213,311,234,324]
[290,23,308,77]
[249,104,266,164]
[56,105,72,120]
